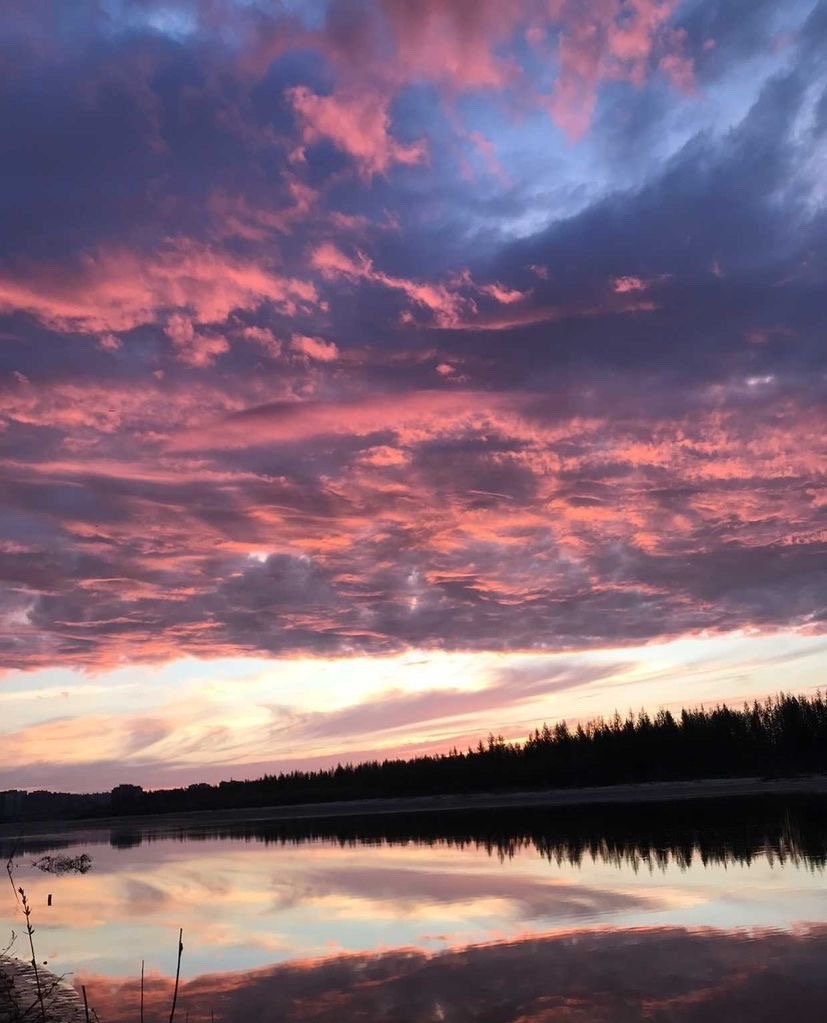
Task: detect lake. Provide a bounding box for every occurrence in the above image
[3,795,827,1021]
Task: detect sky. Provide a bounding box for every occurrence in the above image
[0,0,825,792]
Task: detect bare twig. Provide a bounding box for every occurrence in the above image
[141,958,145,1023]
[1,929,16,957]
[17,885,46,1023]
[5,840,21,906]
[5,851,52,1023]
[168,928,183,1023]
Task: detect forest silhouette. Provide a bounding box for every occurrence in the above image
[110,691,827,814]
[4,692,827,823]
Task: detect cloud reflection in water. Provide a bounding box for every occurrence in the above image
[80,924,827,1023]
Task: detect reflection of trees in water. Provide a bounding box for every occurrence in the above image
[109,795,827,872]
[0,836,75,859]
[109,830,142,850]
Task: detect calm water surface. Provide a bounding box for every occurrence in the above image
[3,797,827,1021]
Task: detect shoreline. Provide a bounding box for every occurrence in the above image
[3,774,827,841]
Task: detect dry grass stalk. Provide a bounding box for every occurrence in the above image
[168,928,184,1023]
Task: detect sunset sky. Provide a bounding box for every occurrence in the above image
[0,0,825,792]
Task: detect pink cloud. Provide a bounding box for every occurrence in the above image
[98,332,121,351]
[1,369,824,675]
[547,0,691,139]
[169,390,516,451]
[0,375,251,451]
[311,243,473,326]
[658,28,696,92]
[612,275,648,293]
[479,282,531,304]
[0,240,319,337]
[240,0,692,158]
[608,0,676,74]
[434,361,469,384]
[240,325,283,358]
[380,0,522,91]
[328,210,372,233]
[310,241,366,279]
[465,130,510,185]
[312,245,656,332]
[165,314,229,368]
[439,296,656,331]
[287,0,523,103]
[290,333,340,362]
[208,180,318,240]
[359,445,410,467]
[286,86,427,178]
[659,50,695,91]
[743,325,796,346]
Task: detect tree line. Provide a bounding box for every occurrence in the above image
[3,691,826,822]
[109,691,827,816]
